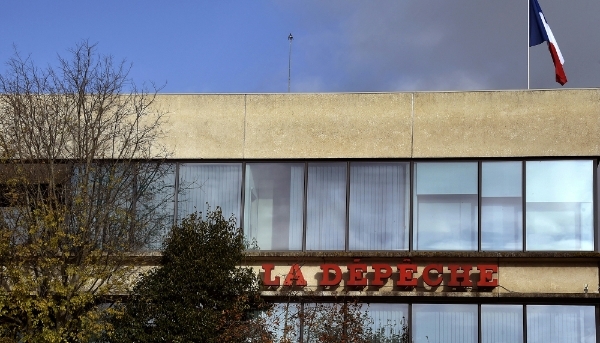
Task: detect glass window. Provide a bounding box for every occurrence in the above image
[137,164,176,250]
[527,305,596,343]
[244,163,304,250]
[306,162,346,250]
[302,302,409,342]
[413,304,477,343]
[363,303,409,341]
[263,303,301,342]
[178,163,242,221]
[413,162,478,250]
[481,162,523,250]
[481,304,523,343]
[526,161,594,251]
[349,162,409,250]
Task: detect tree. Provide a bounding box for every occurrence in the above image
[108,209,266,343]
[0,41,169,342]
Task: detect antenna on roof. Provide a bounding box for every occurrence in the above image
[288,33,293,93]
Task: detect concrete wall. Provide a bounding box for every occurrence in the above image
[155,89,600,159]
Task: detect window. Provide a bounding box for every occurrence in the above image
[481,304,523,343]
[412,304,478,343]
[244,163,304,250]
[156,159,597,252]
[178,163,242,221]
[527,305,596,343]
[350,162,409,250]
[306,162,346,250]
[261,303,597,343]
[481,162,523,250]
[526,161,594,251]
[413,162,478,250]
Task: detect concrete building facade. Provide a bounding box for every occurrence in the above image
[151,89,600,342]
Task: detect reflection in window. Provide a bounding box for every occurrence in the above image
[178,163,242,221]
[413,163,478,250]
[137,164,176,250]
[302,302,409,342]
[306,163,346,250]
[244,163,304,250]
[482,304,523,343]
[413,304,477,343]
[481,162,523,250]
[526,161,594,251]
[363,303,409,341]
[349,162,409,250]
[527,305,596,343]
[263,303,301,342]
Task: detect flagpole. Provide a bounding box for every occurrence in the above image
[527,0,531,90]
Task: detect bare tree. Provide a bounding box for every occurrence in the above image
[0,41,171,342]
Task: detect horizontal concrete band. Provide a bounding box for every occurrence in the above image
[249,261,598,295]
[155,89,600,159]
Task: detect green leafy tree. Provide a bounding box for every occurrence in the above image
[0,41,168,342]
[109,209,267,343]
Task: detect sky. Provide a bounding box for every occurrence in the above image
[0,1,598,93]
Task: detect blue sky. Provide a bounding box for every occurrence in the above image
[1,1,598,93]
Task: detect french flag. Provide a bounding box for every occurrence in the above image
[529,0,567,85]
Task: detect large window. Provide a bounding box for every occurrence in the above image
[413,304,478,343]
[413,162,478,250]
[262,303,597,343]
[156,159,597,252]
[481,162,523,250]
[306,162,347,250]
[178,163,242,221]
[350,162,410,250]
[244,163,304,250]
[526,161,594,251]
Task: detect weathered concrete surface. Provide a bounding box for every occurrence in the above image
[244,93,413,158]
[155,89,600,159]
[155,94,246,159]
[412,90,600,157]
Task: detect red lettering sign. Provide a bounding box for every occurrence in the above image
[397,264,418,287]
[262,264,280,286]
[476,265,498,287]
[347,259,368,286]
[422,264,443,286]
[320,264,342,286]
[261,262,498,289]
[283,264,307,287]
[447,264,473,287]
[371,264,393,286]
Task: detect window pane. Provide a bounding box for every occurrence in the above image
[364,303,409,341]
[306,163,346,250]
[137,163,176,250]
[349,162,409,250]
[482,162,523,250]
[527,305,596,343]
[481,305,523,343]
[414,162,478,250]
[263,303,301,342]
[244,163,304,250]
[413,304,477,343]
[178,163,242,221]
[526,161,594,251]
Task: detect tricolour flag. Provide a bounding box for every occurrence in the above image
[529,0,567,85]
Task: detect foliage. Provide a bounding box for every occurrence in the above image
[0,41,168,342]
[108,209,266,343]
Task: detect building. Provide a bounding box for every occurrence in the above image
[152,89,600,342]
